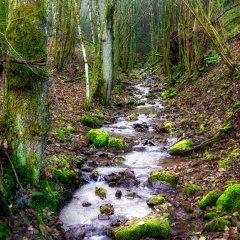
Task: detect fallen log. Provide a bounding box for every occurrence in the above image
[171,124,232,156]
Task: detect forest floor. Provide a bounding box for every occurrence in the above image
[0,38,240,240]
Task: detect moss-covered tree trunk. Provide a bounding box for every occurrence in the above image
[2,1,48,183]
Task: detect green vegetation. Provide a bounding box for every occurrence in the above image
[170,139,193,155]
[147,195,165,206]
[95,187,107,199]
[163,122,174,133]
[67,125,75,133]
[198,190,221,209]
[204,217,230,232]
[87,129,110,148]
[146,93,157,99]
[114,215,170,240]
[216,184,240,212]
[0,224,9,239]
[128,98,137,106]
[161,87,176,99]
[57,128,65,140]
[80,115,102,127]
[183,184,202,197]
[203,212,219,220]
[108,138,126,150]
[29,179,60,212]
[148,171,179,187]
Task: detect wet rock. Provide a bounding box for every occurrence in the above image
[104,170,140,188]
[100,204,114,215]
[133,123,149,132]
[114,214,170,240]
[147,195,165,206]
[110,215,128,227]
[81,173,92,183]
[115,190,122,199]
[95,187,107,199]
[98,214,110,220]
[81,164,94,172]
[82,201,92,207]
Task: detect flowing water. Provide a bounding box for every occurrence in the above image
[60,77,184,240]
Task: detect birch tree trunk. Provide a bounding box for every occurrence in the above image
[98,0,115,104]
[2,0,49,183]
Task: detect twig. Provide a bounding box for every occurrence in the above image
[4,150,23,189]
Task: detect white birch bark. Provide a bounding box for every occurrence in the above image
[74,0,90,103]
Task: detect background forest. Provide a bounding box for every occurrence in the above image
[0,0,239,239]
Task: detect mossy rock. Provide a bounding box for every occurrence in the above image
[100,204,114,215]
[146,93,157,99]
[170,139,193,155]
[148,171,178,188]
[114,215,170,240]
[108,138,126,150]
[204,212,219,220]
[216,184,240,212]
[80,115,102,127]
[204,217,230,232]
[128,98,137,106]
[198,190,221,209]
[147,195,165,206]
[66,125,75,133]
[95,187,107,199]
[183,184,202,197]
[87,129,110,148]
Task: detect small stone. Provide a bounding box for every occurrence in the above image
[100,204,114,215]
[82,201,92,207]
[115,190,122,199]
[98,214,110,220]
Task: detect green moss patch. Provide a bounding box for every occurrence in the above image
[183,184,202,197]
[108,138,126,150]
[80,115,102,127]
[204,212,219,220]
[147,195,165,206]
[87,129,110,148]
[170,139,193,155]
[148,171,179,188]
[95,187,107,199]
[114,215,170,240]
[198,190,221,209]
[205,217,230,232]
[100,204,114,215]
[216,184,240,212]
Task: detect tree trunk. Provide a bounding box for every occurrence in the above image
[2,0,49,183]
[98,0,114,104]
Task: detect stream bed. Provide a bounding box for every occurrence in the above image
[60,77,185,240]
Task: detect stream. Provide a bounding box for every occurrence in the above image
[60,76,185,240]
